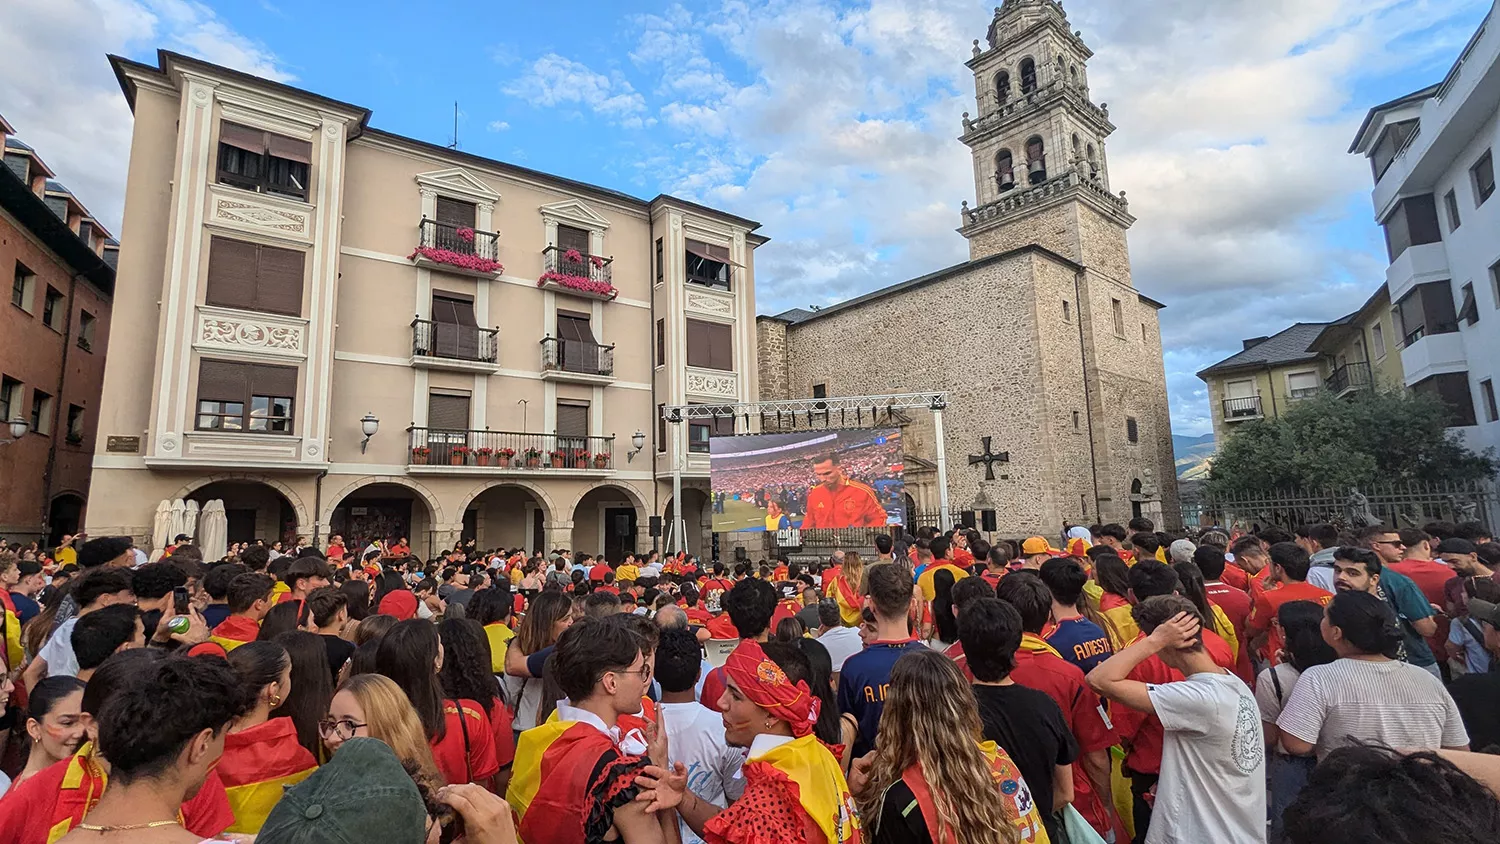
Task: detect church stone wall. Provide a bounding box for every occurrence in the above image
[1077,203,1134,286]
[755,318,790,401]
[968,203,1080,263]
[1030,255,1099,528]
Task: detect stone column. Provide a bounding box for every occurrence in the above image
[545,520,575,553]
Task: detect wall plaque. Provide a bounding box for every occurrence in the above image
[106,436,141,454]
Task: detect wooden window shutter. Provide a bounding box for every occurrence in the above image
[220,122,266,153]
[432,294,477,326]
[198,359,249,403]
[267,133,311,164]
[556,402,589,437]
[708,322,732,371]
[250,364,298,397]
[557,225,591,254]
[558,312,594,343]
[255,244,305,316]
[435,197,476,227]
[428,393,470,430]
[686,319,708,368]
[656,319,665,366]
[205,237,259,312]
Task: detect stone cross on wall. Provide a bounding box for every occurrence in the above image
[969,436,1010,481]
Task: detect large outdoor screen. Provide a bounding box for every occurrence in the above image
[709,429,906,532]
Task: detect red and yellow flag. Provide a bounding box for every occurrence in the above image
[217,717,318,833]
[209,615,260,653]
[0,591,24,669]
[751,734,862,844]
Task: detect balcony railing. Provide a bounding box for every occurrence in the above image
[418,219,500,260]
[541,337,615,377]
[412,318,498,363]
[541,246,615,300]
[408,428,615,470]
[1288,387,1321,402]
[1223,396,1263,420]
[1326,361,1374,395]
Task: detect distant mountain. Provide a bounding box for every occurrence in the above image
[1173,433,1216,481]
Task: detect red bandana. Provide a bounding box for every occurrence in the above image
[723,640,820,737]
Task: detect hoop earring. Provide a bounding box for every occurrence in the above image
[764,719,775,729]
[269,692,284,708]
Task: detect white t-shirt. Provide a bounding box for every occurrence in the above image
[817,626,864,672]
[1254,663,1302,726]
[39,617,80,678]
[1146,671,1266,844]
[659,701,747,844]
[1276,657,1468,759]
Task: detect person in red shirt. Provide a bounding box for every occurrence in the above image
[799,452,889,528]
[1195,546,1254,683]
[698,579,776,710]
[981,545,1012,588]
[325,534,346,563]
[1095,523,1135,563]
[681,585,714,626]
[1247,542,1333,663]
[585,556,610,583]
[1223,535,1271,599]
[818,550,844,589]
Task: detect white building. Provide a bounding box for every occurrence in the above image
[1350,1,1500,459]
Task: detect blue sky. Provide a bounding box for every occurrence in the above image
[2,0,1492,437]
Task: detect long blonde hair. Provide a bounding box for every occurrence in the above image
[841,552,864,593]
[859,650,1018,844]
[336,673,444,787]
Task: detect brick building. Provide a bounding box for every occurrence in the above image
[757,0,1179,534]
[0,115,119,545]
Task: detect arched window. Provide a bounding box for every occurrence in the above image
[996,71,1010,104]
[1070,65,1079,84]
[1072,134,1082,160]
[996,149,1015,191]
[1026,136,1046,184]
[1086,143,1098,176]
[1020,58,1037,94]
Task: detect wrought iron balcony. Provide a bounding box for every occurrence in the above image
[540,246,617,300]
[1326,361,1374,396]
[407,428,615,474]
[411,219,503,277]
[412,318,498,365]
[540,337,615,382]
[1222,395,1263,421]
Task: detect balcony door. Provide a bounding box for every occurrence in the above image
[427,391,471,460]
[432,293,480,360]
[557,311,599,374]
[556,400,590,455]
[1224,379,1258,419]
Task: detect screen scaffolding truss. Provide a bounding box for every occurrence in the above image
[662,392,952,553]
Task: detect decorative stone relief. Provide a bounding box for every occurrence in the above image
[685,368,738,398]
[195,308,308,359]
[685,291,734,316]
[212,194,310,237]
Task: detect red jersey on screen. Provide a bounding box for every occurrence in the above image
[801,480,887,528]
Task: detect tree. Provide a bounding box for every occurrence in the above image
[1207,390,1496,495]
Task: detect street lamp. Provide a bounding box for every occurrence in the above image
[627,429,646,462]
[0,417,29,445]
[359,412,379,453]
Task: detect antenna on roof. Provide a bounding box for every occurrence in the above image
[448,102,460,150]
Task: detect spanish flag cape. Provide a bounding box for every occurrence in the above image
[209,615,260,653]
[829,574,862,627]
[217,716,318,834]
[485,622,515,674]
[507,720,647,844]
[0,742,235,844]
[704,734,861,844]
[0,590,23,669]
[900,741,1049,844]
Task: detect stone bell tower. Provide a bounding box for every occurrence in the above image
[958,0,1135,269]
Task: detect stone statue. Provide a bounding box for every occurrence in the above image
[1448,494,1479,524]
[1345,487,1380,528]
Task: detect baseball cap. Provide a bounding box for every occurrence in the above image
[1468,598,1500,629]
[378,589,418,621]
[257,738,426,844]
[1021,537,1058,556]
[1437,537,1478,556]
[1168,539,1197,565]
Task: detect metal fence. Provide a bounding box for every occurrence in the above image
[1181,480,1499,533]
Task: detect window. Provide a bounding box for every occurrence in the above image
[556,225,590,255]
[1395,281,1460,345]
[685,318,733,371]
[216,122,312,201]
[434,197,476,229]
[655,319,665,367]
[1473,150,1495,205]
[66,405,84,443]
[1493,261,1500,312]
[1483,379,1499,424]
[1019,58,1037,93]
[78,311,96,351]
[196,360,297,433]
[996,71,1010,103]
[812,383,827,399]
[4,153,28,182]
[1286,371,1320,400]
[42,287,64,331]
[1072,410,1080,429]
[556,401,589,446]
[1026,136,1046,184]
[685,239,732,290]
[1141,322,1149,342]
[0,376,20,424]
[689,403,733,453]
[1459,282,1479,326]
[12,261,33,312]
[1382,194,1442,261]
[655,238,663,285]
[30,389,51,435]
[1372,323,1386,359]
[1111,298,1125,336]
[1061,300,1071,321]
[427,392,471,432]
[1412,372,1478,427]
[45,196,69,221]
[1370,120,1418,181]
[1126,417,1138,443]
[657,403,667,453]
[205,237,305,316]
[996,149,1015,191]
[1445,189,1462,231]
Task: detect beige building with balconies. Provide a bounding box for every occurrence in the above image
[86,50,764,560]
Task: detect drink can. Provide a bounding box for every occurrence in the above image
[166,616,191,635]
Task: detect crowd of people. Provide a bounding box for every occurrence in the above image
[0,515,1497,842]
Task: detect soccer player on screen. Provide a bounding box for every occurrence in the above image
[800,452,888,528]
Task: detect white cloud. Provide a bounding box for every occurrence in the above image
[502,53,647,119]
[487,120,510,132]
[0,0,290,231]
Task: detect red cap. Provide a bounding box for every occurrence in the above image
[379,590,418,621]
[187,642,228,659]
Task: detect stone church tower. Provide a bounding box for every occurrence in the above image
[759,0,1179,534]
